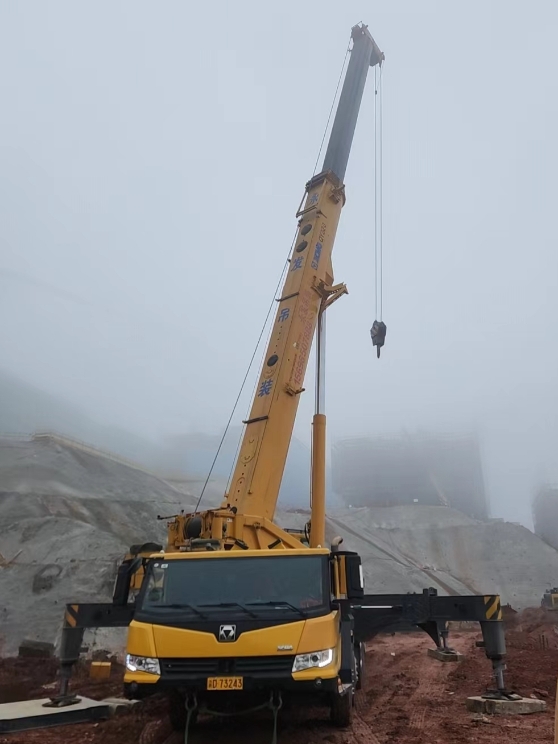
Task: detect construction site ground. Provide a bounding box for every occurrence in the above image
[1,610,556,744]
[3,435,558,657]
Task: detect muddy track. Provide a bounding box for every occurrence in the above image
[2,621,556,744]
[350,711,383,744]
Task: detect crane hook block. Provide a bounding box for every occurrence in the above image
[370,320,387,358]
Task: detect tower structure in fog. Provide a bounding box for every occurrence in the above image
[533,486,558,550]
[332,432,488,521]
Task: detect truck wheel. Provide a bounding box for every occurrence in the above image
[168,690,197,731]
[354,642,365,691]
[330,686,353,728]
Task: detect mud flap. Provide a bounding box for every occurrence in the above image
[338,603,355,685]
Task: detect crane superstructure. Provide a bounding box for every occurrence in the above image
[51,24,512,740]
[166,23,382,555]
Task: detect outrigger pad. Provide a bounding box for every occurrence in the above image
[370,320,387,358]
[0,697,110,734]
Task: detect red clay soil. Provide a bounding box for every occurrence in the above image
[1,612,556,744]
[0,656,125,704]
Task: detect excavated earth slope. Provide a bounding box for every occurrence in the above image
[2,437,558,654]
[0,436,193,654]
[278,505,558,607]
[327,506,558,607]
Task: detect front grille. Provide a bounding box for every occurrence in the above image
[161,655,295,678]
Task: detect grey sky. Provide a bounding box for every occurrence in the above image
[1,1,557,527]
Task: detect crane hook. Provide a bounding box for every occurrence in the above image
[370,320,386,358]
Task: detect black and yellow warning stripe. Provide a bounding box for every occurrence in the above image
[64,604,80,628]
[483,595,502,620]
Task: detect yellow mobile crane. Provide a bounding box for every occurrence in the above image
[51,23,512,739]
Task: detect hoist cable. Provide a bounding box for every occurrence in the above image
[194,244,293,514]
[379,63,384,321]
[374,65,378,320]
[224,251,292,496]
[374,62,384,321]
[312,41,351,177]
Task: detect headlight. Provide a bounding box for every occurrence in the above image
[125,654,160,675]
[292,648,334,672]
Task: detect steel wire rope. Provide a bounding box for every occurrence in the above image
[193,250,291,513]
[312,41,351,177]
[224,252,292,496]
[374,62,385,321]
[195,33,354,513]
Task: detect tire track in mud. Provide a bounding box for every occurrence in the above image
[352,703,383,744]
[359,634,462,742]
[150,640,446,744]
[154,701,382,744]
[406,645,440,732]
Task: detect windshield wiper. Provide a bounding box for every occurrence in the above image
[246,600,305,616]
[152,603,208,619]
[199,602,257,618]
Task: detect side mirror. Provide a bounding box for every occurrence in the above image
[112,557,143,606]
[344,553,364,600]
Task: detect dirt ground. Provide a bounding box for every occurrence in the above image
[1,610,557,744]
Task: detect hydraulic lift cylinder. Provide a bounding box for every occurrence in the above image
[310,413,327,548]
[480,620,507,691]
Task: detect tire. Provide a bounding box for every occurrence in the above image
[168,690,198,731]
[354,642,365,691]
[330,686,353,727]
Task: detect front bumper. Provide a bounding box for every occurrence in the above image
[124,654,338,699]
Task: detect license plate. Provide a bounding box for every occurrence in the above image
[206,676,243,690]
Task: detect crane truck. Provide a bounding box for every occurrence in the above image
[50,23,511,739]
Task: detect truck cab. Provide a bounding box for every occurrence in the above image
[123,547,364,728]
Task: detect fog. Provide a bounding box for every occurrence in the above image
[1,1,557,528]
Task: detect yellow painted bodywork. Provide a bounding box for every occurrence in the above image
[124,611,339,686]
[226,176,345,523]
[151,547,328,560]
[124,549,339,688]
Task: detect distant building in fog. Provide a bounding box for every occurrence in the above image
[332,432,489,521]
[532,486,558,551]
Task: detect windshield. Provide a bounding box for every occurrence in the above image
[139,554,327,614]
